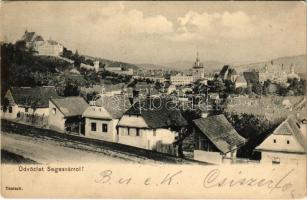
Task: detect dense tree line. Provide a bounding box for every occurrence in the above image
[225,112,282,159]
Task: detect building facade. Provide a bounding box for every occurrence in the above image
[36,40,64,56]
[256,115,307,165]
[49,97,88,133]
[170,73,194,86]
[82,95,131,142]
[116,99,187,150]
[1,86,58,120]
[193,114,246,164]
[80,61,100,72]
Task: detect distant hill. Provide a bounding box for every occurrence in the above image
[84,54,306,76]
[159,60,226,73]
[135,63,168,70]
[235,54,306,74]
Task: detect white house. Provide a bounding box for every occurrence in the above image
[49,97,88,133]
[234,75,248,89]
[193,114,246,164]
[167,84,177,94]
[105,63,134,75]
[82,95,131,142]
[255,115,307,165]
[116,98,188,150]
[36,40,64,56]
[1,86,58,120]
[170,73,193,86]
[80,61,100,72]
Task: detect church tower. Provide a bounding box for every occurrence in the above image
[192,51,205,81]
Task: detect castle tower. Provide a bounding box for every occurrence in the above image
[94,60,100,72]
[192,50,205,81]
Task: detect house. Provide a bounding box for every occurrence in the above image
[255,115,307,165]
[167,84,177,94]
[1,86,59,120]
[80,61,100,72]
[82,95,131,142]
[19,30,64,56]
[79,83,125,97]
[131,82,159,98]
[105,63,134,75]
[49,97,89,133]
[170,73,193,86]
[20,30,44,48]
[116,98,188,150]
[36,40,64,56]
[234,75,247,89]
[193,114,246,164]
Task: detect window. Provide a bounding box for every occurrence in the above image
[287,140,290,144]
[9,106,12,113]
[102,124,108,132]
[91,123,97,131]
[273,139,276,143]
[52,108,56,114]
[120,127,128,136]
[153,129,156,136]
[25,108,29,113]
[136,128,140,136]
[129,128,137,136]
[272,157,280,164]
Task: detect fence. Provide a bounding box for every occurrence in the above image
[155,140,178,156]
[16,112,48,127]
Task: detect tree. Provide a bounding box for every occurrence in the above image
[64,82,79,96]
[211,78,225,93]
[277,84,288,96]
[235,87,243,95]
[252,82,263,95]
[225,112,282,159]
[224,79,235,94]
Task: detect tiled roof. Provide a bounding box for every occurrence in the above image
[124,98,188,128]
[47,40,61,45]
[21,32,36,42]
[193,114,246,154]
[8,86,59,108]
[33,35,44,42]
[83,95,131,119]
[51,97,88,117]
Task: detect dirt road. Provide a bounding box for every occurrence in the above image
[1,132,139,164]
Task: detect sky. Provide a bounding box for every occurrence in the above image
[1,1,306,65]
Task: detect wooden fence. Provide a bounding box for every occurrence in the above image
[16,112,48,127]
[155,140,178,156]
